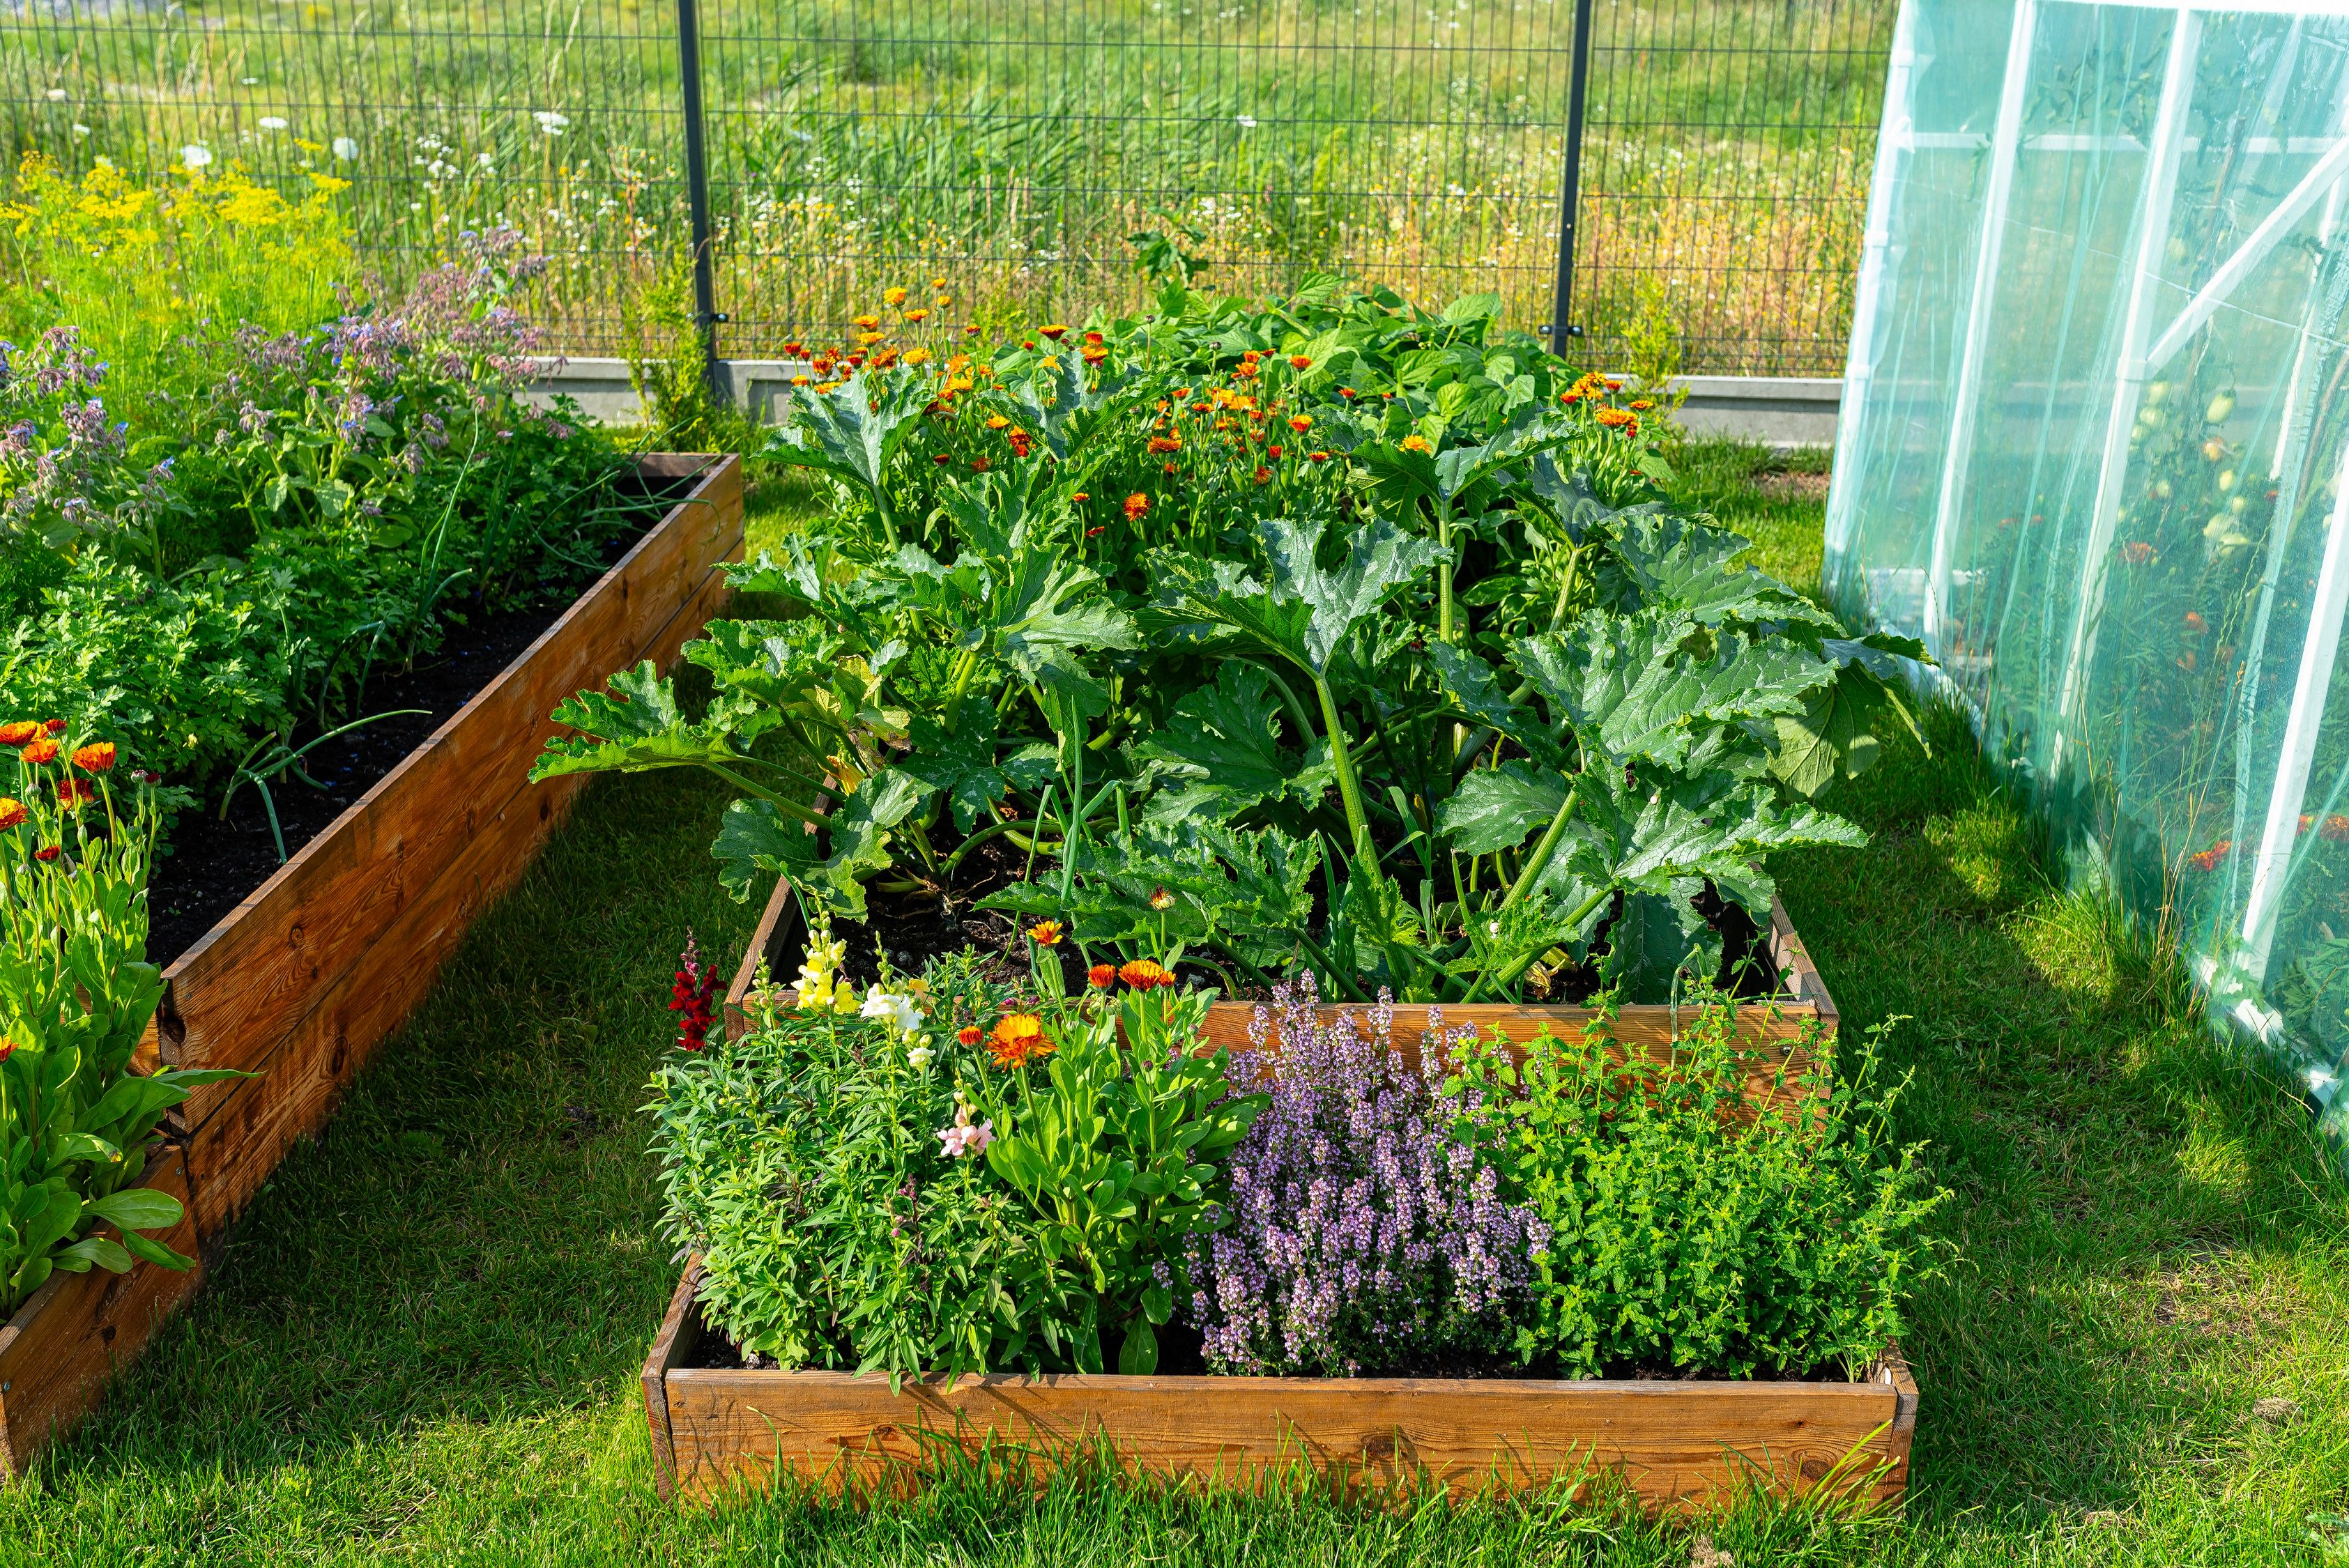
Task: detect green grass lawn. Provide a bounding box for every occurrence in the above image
[1,445,2343,1566]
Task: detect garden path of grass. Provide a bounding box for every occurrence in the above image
[0,446,2342,1565]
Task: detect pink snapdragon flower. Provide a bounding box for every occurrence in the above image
[935,1100,994,1158]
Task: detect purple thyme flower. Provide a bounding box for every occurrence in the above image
[1186,977,1544,1376]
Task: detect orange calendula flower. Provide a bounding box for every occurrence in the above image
[1308,449,1330,463]
[43,721,63,735]
[1071,491,1090,503]
[2183,611,2207,633]
[2120,541,2155,566]
[19,739,59,765]
[853,314,881,330]
[1233,360,1259,379]
[1628,399,1655,412]
[904,308,931,323]
[1148,436,1181,454]
[1041,324,1069,339]
[2325,815,2349,843]
[1289,355,1312,370]
[901,347,932,366]
[1149,887,1176,912]
[0,722,37,748]
[957,1024,984,1047]
[2186,838,2233,873]
[988,1013,1052,1069]
[1082,347,1107,364]
[1124,493,1150,521]
[55,778,95,808]
[70,741,115,773]
[986,414,1011,429]
[1088,964,1116,990]
[1118,960,1174,991]
[1241,350,1262,363]
[1400,434,1433,454]
[1594,407,1636,429]
[1253,466,1272,484]
[1027,920,1064,946]
[1288,415,1312,434]
[883,287,909,306]
[0,798,24,830]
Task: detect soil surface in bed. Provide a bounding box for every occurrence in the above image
[815,830,1779,1008]
[148,473,689,964]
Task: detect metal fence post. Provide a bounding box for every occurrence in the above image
[1547,0,1597,356]
[675,0,724,390]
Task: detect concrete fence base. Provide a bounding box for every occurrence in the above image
[524,359,1843,450]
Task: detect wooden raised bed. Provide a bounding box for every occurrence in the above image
[722,877,1839,1104]
[150,452,745,1240]
[642,1257,1916,1511]
[0,1149,201,1477]
[687,861,1884,1509]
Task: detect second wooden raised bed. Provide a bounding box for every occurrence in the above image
[151,452,746,1240]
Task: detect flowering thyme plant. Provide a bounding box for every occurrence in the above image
[1186,976,1545,1376]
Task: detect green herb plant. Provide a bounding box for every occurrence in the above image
[1444,993,1950,1378]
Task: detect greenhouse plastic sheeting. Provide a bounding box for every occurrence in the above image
[1826,0,2349,1152]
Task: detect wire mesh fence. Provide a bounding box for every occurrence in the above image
[0,0,1892,376]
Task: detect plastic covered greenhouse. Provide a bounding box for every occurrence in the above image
[1826,0,2349,1148]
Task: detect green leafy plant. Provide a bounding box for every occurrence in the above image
[546,278,1926,1005]
[966,938,1265,1374]
[0,728,240,1314]
[1444,994,1949,1378]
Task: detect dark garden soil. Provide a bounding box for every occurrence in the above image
[818,827,1779,1008]
[148,479,684,964]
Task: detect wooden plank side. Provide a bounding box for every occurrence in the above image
[183,765,592,1231]
[0,1149,201,1477]
[661,1362,1906,1512]
[160,455,743,1132]
[187,530,743,1234]
[643,1259,708,1502]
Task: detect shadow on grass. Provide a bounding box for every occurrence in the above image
[1776,702,2348,1528]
